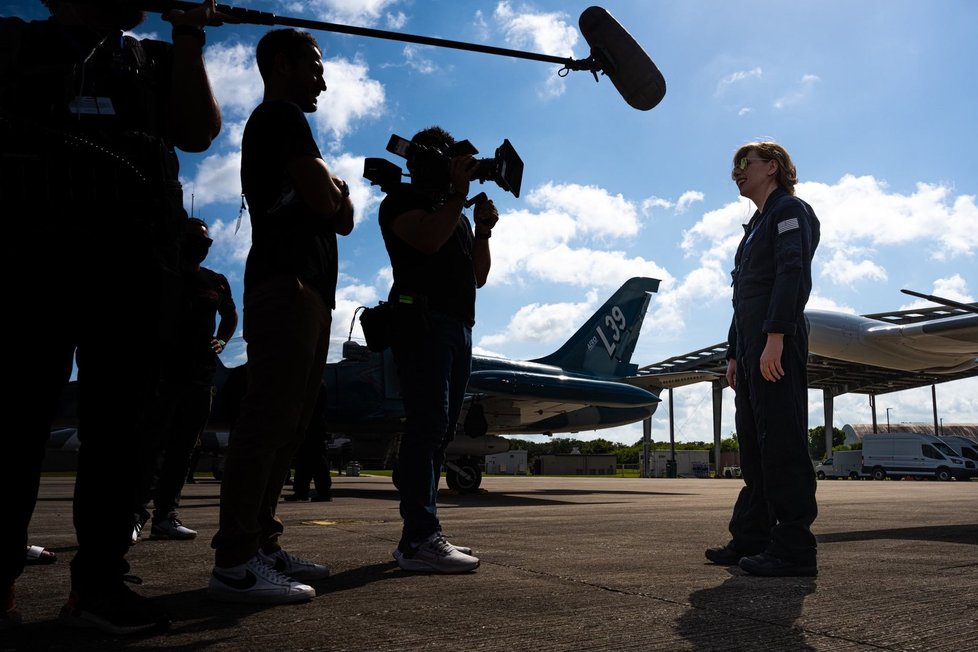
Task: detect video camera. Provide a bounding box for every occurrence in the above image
[363,134,524,200]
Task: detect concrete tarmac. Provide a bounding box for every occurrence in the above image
[5,475,977,651]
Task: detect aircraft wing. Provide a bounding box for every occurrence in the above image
[626,370,726,391]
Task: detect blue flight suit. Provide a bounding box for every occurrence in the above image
[725,187,820,564]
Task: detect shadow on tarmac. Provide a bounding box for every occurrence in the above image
[302,486,698,509]
[676,568,817,650]
[0,562,407,651]
[818,523,978,546]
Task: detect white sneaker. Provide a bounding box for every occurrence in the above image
[440,535,472,556]
[393,533,480,573]
[131,517,146,546]
[207,556,315,604]
[258,548,330,581]
[150,516,197,540]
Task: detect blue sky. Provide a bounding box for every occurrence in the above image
[15,0,978,444]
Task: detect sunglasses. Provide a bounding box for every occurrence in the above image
[731,157,768,179]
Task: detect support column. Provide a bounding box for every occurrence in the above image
[641,416,651,478]
[869,394,878,433]
[823,389,834,459]
[932,385,939,435]
[669,388,676,462]
[712,381,723,478]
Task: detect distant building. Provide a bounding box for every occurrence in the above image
[843,423,978,446]
[536,454,617,475]
[640,449,711,478]
[485,450,528,475]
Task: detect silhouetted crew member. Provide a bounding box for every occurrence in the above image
[208,27,353,605]
[0,0,225,634]
[284,383,332,502]
[380,126,498,574]
[706,141,820,577]
[134,217,237,542]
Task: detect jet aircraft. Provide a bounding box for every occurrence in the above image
[205,277,663,491]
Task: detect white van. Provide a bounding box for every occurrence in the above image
[861,432,975,481]
[939,436,978,478]
[815,450,864,480]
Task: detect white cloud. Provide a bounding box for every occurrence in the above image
[325,153,384,227]
[310,0,403,27]
[820,249,888,286]
[493,1,578,57]
[480,290,599,348]
[932,274,973,302]
[715,67,762,96]
[646,261,730,335]
[806,293,856,313]
[527,182,641,238]
[899,274,975,310]
[523,246,671,289]
[313,56,386,142]
[183,149,242,207]
[386,11,407,29]
[801,176,978,260]
[641,197,674,215]
[676,191,705,214]
[205,42,262,119]
[773,73,821,109]
[403,45,438,74]
[332,281,383,353]
[208,205,252,265]
[491,1,578,99]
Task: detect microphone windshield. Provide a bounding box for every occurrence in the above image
[579,6,666,111]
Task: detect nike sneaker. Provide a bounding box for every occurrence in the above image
[207,556,315,604]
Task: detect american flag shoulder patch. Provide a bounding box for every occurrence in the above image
[777,217,800,235]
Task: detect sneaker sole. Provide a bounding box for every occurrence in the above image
[206,580,315,604]
[393,551,480,574]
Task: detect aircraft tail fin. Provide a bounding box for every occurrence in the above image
[531,277,659,377]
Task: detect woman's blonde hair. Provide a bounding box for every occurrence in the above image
[734,141,798,195]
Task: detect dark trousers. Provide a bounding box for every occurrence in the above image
[135,380,214,523]
[1,232,173,590]
[391,312,471,547]
[211,276,331,568]
[729,330,818,563]
[292,437,332,498]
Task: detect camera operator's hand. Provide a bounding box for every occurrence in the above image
[165,0,238,28]
[449,155,478,200]
[474,199,499,235]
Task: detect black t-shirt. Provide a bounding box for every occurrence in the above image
[240,100,337,306]
[161,266,235,385]
[379,188,476,326]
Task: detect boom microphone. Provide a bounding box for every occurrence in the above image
[579,6,666,111]
[70,0,666,111]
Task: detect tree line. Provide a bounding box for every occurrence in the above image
[508,426,847,465]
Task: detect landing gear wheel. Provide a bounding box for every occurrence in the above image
[446,458,482,493]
